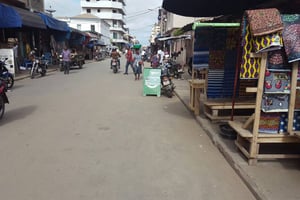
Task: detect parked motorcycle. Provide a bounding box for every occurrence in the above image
[161,64,175,98]
[165,58,184,79]
[29,50,47,79]
[111,58,119,73]
[0,78,9,120]
[0,58,14,89]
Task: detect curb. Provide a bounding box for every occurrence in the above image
[174,90,268,200]
[15,68,58,81]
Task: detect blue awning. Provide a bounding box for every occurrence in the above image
[0,3,22,28]
[38,13,70,32]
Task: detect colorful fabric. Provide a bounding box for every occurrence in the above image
[259,113,280,134]
[282,14,300,63]
[240,24,261,79]
[279,112,300,133]
[267,49,290,69]
[246,8,283,36]
[252,32,283,53]
[226,28,240,50]
[209,50,225,69]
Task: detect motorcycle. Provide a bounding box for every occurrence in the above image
[165,58,184,79]
[160,64,175,98]
[29,50,47,79]
[111,58,119,73]
[0,78,9,120]
[0,58,14,89]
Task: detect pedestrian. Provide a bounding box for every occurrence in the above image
[157,47,165,65]
[151,51,159,68]
[61,46,71,75]
[124,47,134,75]
[12,42,20,73]
[133,49,143,80]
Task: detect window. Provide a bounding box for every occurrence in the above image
[113,20,117,27]
[87,9,91,13]
[86,0,90,1]
[113,32,117,39]
[77,24,81,30]
[112,10,117,13]
[91,25,95,32]
[97,9,101,13]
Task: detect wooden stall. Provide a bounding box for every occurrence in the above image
[228,10,300,164]
[189,22,256,119]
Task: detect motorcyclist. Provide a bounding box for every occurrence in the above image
[110,48,121,68]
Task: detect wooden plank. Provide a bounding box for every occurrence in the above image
[242,113,255,129]
[250,52,268,159]
[228,120,253,138]
[257,154,300,159]
[257,137,300,143]
[204,112,250,122]
[246,87,257,93]
[288,62,299,134]
[204,100,255,106]
[207,104,256,110]
[250,52,262,58]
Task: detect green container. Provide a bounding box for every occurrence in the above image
[133,44,142,49]
[143,67,161,97]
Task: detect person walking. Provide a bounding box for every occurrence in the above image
[124,47,133,75]
[133,49,143,80]
[151,51,159,68]
[61,46,71,75]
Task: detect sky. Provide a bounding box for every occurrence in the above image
[44,0,163,45]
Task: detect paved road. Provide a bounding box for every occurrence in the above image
[0,58,255,200]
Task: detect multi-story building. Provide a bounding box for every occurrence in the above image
[80,0,128,48]
[149,23,160,45]
[58,14,111,46]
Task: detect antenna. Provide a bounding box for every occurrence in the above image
[46,6,56,17]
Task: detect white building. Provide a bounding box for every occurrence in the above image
[59,14,111,46]
[80,0,128,48]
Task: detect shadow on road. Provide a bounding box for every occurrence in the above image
[0,105,37,125]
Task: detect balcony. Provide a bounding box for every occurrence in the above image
[110,25,126,33]
[97,12,124,21]
[111,38,128,44]
[81,0,126,13]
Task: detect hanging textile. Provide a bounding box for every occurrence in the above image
[240,23,261,79]
[245,8,283,37]
[281,14,300,63]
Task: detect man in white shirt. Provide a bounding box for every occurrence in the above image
[157,48,164,65]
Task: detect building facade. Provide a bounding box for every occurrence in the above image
[58,14,111,46]
[80,0,128,48]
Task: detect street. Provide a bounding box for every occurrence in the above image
[0,58,255,200]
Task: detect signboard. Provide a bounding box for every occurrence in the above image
[0,48,15,76]
[143,67,161,97]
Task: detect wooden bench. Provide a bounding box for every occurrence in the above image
[204,100,256,122]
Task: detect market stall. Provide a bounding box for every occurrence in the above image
[228,9,300,164]
[190,22,256,119]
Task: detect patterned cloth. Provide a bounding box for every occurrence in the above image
[246,8,283,36]
[279,112,300,133]
[282,14,300,63]
[267,49,291,69]
[240,23,261,79]
[252,32,283,53]
[259,113,281,134]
